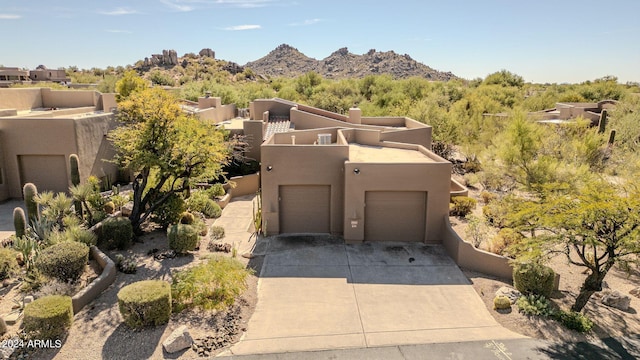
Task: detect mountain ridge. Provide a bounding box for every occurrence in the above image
[244,44,456,80]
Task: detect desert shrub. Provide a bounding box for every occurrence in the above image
[516,294,554,317]
[117,280,171,329]
[513,262,556,298]
[167,224,199,254]
[464,214,488,248]
[553,310,594,333]
[65,226,97,246]
[35,241,88,283]
[480,191,498,205]
[449,196,477,217]
[180,211,195,225]
[493,295,511,310]
[193,217,208,236]
[0,247,19,280]
[114,254,137,274]
[489,228,523,256]
[187,191,222,218]
[210,226,225,240]
[35,279,78,297]
[23,295,73,340]
[151,192,186,228]
[206,183,226,198]
[171,256,251,312]
[99,217,133,250]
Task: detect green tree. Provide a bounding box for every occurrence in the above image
[513,182,640,312]
[483,70,525,87]
[108,88,230,233]
[115,70,147,100]
[497,112,546,189]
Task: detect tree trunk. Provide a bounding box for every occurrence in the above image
[571,270,606,312]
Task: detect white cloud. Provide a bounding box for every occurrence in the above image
[224,24,261,31]
[105,29,133,34]
[99,7,137,16]
[214,0,274,8]
[160,0,194,12]
[0,14,21,19]
[289,18,321,26]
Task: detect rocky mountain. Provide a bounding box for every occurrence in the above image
[244,44,456,80]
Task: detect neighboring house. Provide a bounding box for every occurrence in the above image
[29,68,71,84]
[0,88,119,200]
[487,100,618,125]
[237,98,455,243]
[0,67,30,88]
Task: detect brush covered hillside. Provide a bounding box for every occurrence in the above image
[244,44,456,80]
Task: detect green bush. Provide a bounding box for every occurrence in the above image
[210,226,225,240]
[193,216,208,236]
[99,217,133,250]
[206,183,226,198]
[171,256,251,312]
[449,196,477,217]
[516,294,554,317]
[480,191,498,205]
[553,310,594,333]
[493,295,511,310]
[23,295,73,340]
[117,280,171,329]
[35,241,89,283]
[187,192,222,218]
[65,226,97,246]
[513,262,556,298]
[0,247,19,280]
[151,192,186,228]
[167,224,199,254]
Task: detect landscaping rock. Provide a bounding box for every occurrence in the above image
[0,318,6,335]
[630,287,640,298]
[121,202,133,217]
[162,325,193,354]
[208,242,232,253]
[0,344,15,359]
[4,312,20,325]
[23,295,34,305]
[495,286,522,304]
[601,290,631,311]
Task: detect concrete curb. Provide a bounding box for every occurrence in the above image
[71,245,116,314]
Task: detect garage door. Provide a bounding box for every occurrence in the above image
[19,155,68,194]
[279,185,330,233]
[365,191,426,242]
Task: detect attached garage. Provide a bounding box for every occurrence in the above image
[364,191,427,242]
[279,185,331,233]
[18,155,68,193]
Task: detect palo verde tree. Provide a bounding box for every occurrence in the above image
[108,87,229,233]
[512,181,640,312]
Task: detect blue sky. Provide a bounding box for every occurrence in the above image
[1,0,639,84]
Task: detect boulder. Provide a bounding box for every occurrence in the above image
[23,295,34,305]
[630,287,640,298]
[199,48,215,58]
[163,325,193,354]
[495,286,522,304]
[601,290,631,311]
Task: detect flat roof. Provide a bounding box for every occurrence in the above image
[349,144,434,163]
[217,118,246,130]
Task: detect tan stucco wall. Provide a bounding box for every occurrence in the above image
[0,88,43,110]
[250,99,296,120]
[261,144,349,235]
[41,88,97,109]
[0,118,78,198]
[243,120,265,162]
[196,104,236,123]
[441,216,512,279]
[229,173,260,197]
[74,114,119,185]
[380,128,432,149]
[343,160,451,243]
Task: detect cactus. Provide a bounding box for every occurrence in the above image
[69,154,83,216]
[597,109,608,134]
[13,207,26,238]
[23,183,39,226]
[69,154,81,186]
[252,190,262,235]
[608,129,616,146]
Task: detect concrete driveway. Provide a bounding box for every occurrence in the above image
[226,235,524,356]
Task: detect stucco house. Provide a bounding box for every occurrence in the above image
[220,98,454,243]
[0,87,119,201]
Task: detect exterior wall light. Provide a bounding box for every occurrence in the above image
[266,165,273,172]
[353,168,360,175]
